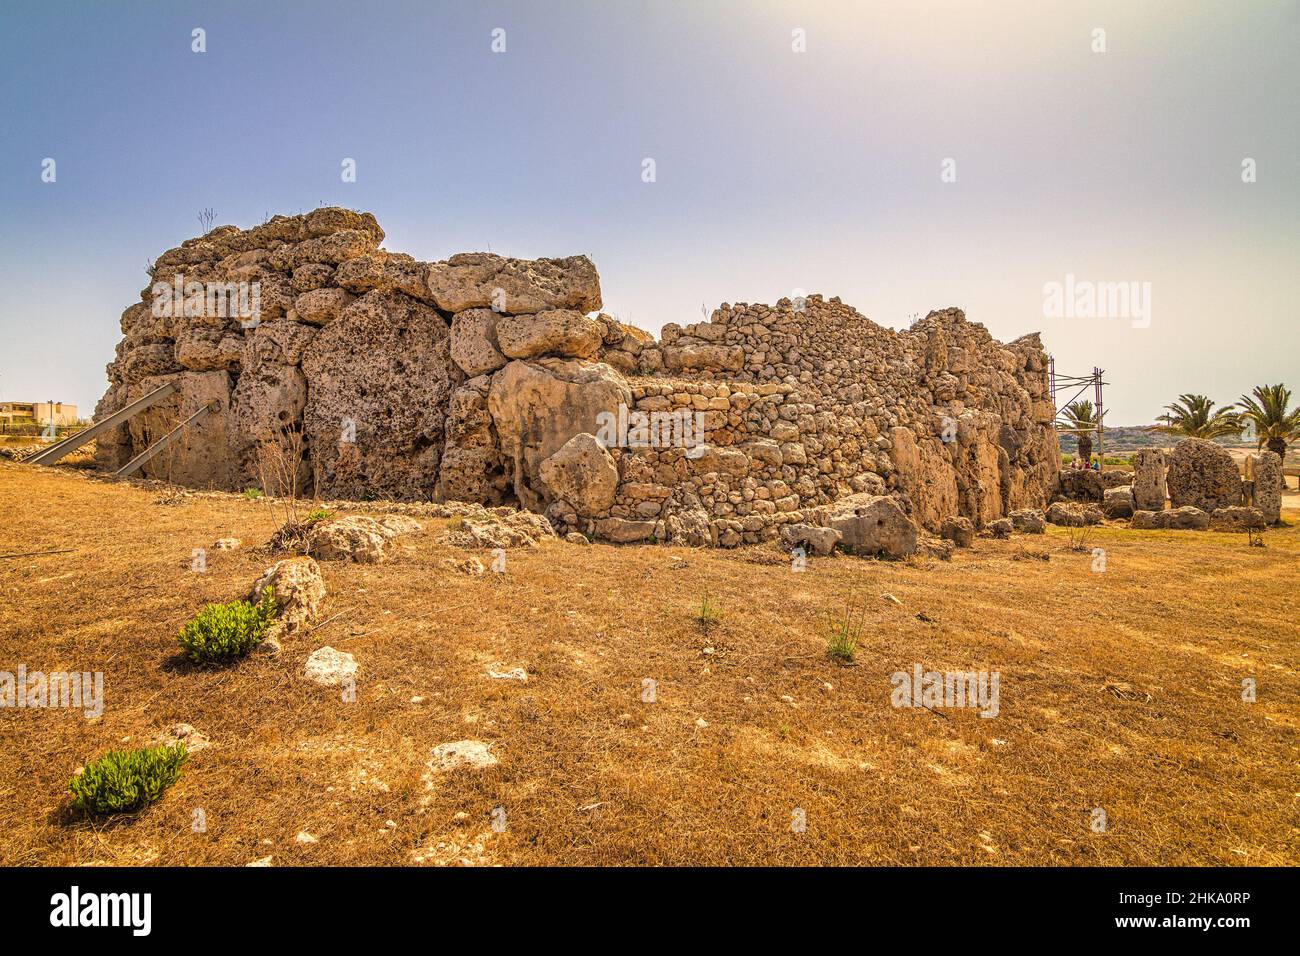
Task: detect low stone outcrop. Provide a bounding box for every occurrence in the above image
[1132,506,1210,530]
[779,523,842,557]
[1008,508,1046,533]
[304,646,357,687]
[1046,502,1103,526]
[986,518,1014,539]
[1209,506,1266,532]
[306,515,421,563]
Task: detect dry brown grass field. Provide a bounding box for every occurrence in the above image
[1,461,1296,867]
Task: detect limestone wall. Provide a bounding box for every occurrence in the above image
[97,207,1059,545]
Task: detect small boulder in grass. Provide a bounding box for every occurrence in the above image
[304,646,357,687]
[1008,509,1046,534]
[939,515,975,548]
[251,557,325,632]
[987,518,1014,539]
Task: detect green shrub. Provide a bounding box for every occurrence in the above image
[825,597,866,664]
[69,744,186,815]
[696,592,722,634]
[243,487,263,500]
[177,587,277,664]
[305,507,333,523]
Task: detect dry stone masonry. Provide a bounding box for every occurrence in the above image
[96,208,1062,547]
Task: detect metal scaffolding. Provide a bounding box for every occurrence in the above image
[1048,357,1108,472]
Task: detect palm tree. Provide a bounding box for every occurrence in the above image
[1060,400,1100,465]
[1148,394,1241,440]
[1236,384,1300,461]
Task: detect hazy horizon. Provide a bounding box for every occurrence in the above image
[1,0,1296,422]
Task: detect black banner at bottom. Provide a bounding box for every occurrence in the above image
[0,866,1282,941]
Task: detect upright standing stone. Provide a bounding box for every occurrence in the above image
[1166,438,1239,512]
[1132,449,1167,511]
[1249,451,1282,524]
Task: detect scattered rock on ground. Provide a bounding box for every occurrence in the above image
[157,723,211,753]
[779,522,842,557]
[1008,508,1046,534]
[939,515,975,548]
[303,646,357,687]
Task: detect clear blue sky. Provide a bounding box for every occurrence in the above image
[1,0,1296,422]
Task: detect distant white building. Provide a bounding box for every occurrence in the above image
[0,401,78,427]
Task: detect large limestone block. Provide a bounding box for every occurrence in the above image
[1046,501,1103,526]
[661,344,744,373]
[426,253,601,315]
[1248,451,1282,523]
[1166,438,1241,512]
[175,328,244,371]
[1132,449,1167,511]
[487,359,631,511]
[887,427,958,532]
[496,310,604,360]
[1102,484,1135,519]
[232,361,308,443]
[537,432,618,515]
[827,494,919,558]
[301,291,452,499]
[450,308,507,376]
[294,288,354,326]
[1058,468,1104,502]
[131,370,241,488]
[266,229,379,270]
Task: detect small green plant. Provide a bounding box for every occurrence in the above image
[304,507,333,523]
[243,487,263,500]
[177,587,277,664]
[69,744,187,815]
[696,592,722,633]
[825,597,866,663]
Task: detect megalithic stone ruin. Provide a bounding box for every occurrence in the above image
[95,207,1062,546]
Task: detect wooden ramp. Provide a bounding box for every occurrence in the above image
[27,381,180,467]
